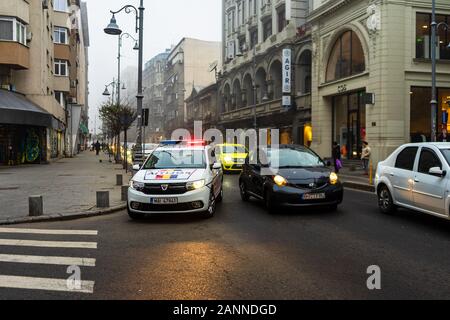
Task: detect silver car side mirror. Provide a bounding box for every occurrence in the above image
[132,164,141,171]
[429,167,446,178]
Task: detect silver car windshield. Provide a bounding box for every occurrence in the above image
[440,149,450,166]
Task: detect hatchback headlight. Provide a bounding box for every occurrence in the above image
[186,179,206,191]
[130,180,145,191]
[330,172,339,185]
[274,175,288,187]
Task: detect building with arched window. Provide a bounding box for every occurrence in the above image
[309,0,450,166]
[218,0,313,145]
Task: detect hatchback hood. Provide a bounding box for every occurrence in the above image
[276,167,332,182]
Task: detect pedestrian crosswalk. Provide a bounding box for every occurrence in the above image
[0,227,98,295]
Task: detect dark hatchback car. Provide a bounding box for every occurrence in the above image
[239,145,344,212]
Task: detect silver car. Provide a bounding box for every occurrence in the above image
[375,143,450,219]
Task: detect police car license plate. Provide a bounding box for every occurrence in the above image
[302,193,326,200]
[151,198,178,204]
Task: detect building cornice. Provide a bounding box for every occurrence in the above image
[308,0,354,23]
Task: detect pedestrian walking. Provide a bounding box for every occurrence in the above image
[361,141,371,175]
[95,140,101,156]
[332,141,342,173]
[7,144,14,166]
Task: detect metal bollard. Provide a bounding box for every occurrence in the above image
[116,174,123,186]
[121,185,129,202]
[29,196,44,217]
[96,191,110,208]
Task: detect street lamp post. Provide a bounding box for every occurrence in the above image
[103,79,118,104]
[105,0,145,164]
[431,0,450,142]
[252,47,258,130]
[117,32,139,107]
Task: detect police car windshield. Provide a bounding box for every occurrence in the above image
[142,150,206,169]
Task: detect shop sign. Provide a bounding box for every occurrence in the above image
[283,49,292,94]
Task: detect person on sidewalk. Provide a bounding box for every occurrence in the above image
[95,141,101,156]
[361,141,371,175]
[332,141,342,173]
[7,144,14,166]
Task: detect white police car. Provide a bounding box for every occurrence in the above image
[128,140,223,219]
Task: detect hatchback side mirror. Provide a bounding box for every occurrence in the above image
[429,167,446,178]
[132,164,141,171]
[212,162,222,170]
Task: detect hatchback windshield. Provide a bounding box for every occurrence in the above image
[265,148,325,168]
[223,146,247,154]
[143,150,206,169]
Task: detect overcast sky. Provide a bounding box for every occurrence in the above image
[85,0,221,133]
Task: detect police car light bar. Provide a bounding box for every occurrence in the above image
[160,140,183,145]
[159,140,207,146]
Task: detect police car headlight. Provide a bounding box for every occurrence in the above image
[330,172,339,185]
[130,180,145,191]
[186,179,206,191]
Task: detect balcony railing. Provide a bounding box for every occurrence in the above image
[0,42,29,70]
[219,94,311,123]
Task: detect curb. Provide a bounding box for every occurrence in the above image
[343,181,375,193]
[0,204,127,226]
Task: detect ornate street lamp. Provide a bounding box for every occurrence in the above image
[105,0,145,164]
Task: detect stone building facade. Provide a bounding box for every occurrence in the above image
[143,49,170,143]
[219,0,313,145]
[308,0,450,165]
[163,38,221,136]
[0,0,89,165]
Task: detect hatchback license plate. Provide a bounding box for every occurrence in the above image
[151,198,178,204]
[303,193,326,200]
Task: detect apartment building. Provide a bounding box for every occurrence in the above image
[0,0,89,165]
[219,0,312,145]
[308,0,450,165]
[143,49,170,142]
[163,38,221,136]
[185,83,219,135]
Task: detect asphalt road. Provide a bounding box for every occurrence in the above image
[1,174,450,300]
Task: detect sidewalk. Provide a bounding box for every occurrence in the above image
[338,166,375,193]
[0,151,132,221]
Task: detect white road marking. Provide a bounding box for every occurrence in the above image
[0,228,98,236]
[0,239,97,249]
[0,254,96,267]
[0,275,94,294]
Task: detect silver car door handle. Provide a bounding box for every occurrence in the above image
[414,178,420,183]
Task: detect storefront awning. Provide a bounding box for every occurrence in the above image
[79,123,89,135]
[0,89,53,128]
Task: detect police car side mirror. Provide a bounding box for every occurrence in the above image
[132,164,141,171]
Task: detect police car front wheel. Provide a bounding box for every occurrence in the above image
[204,191,217,218]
